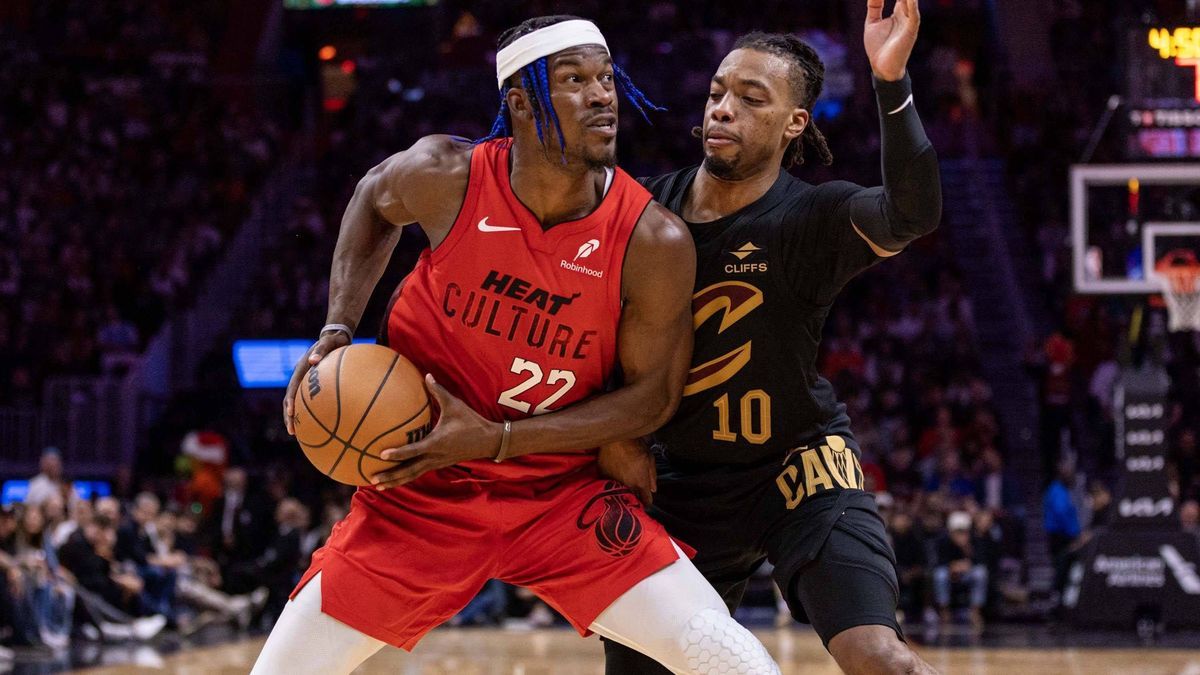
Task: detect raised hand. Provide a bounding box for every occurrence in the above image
[864,0,920,81]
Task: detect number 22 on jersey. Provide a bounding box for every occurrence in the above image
[498,357,577,415]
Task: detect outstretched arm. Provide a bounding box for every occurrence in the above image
[782,0,940,304]
[373,202,696,489]
[849,0,941,256]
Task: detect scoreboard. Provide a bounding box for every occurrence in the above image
[1127,27,1200,159]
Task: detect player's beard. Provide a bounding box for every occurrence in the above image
[545,138,615,171]
[702,141,778,182]
[696,125,752,181]
[702,152,744,181]
[580,141,617,171]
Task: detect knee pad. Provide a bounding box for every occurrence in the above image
[678,607,780,675]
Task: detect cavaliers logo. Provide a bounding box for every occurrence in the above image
[683,281,764,396]
[576,481,643,558]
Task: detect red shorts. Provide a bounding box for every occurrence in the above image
[292,464,681,650]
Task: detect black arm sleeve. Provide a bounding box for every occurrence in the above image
[847,74,942,252]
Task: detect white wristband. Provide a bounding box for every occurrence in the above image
[320,323,353,341]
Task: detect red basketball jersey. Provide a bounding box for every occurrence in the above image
[383,139,651,481]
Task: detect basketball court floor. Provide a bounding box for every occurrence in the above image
[57,626,1200,674]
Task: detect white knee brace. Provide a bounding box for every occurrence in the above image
[678,607,781,675]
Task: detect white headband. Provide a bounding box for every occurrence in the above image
[495,19,609,90]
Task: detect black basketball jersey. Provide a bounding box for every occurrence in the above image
[645,165,883,466]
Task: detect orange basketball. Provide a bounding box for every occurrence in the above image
[293,344,432,486]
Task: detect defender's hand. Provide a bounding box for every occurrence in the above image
[373,375,502,489]
[864,0,920,82]
[597,438,657,506]
[283,332,352,435]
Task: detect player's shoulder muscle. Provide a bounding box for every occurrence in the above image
[370,134,473,227]
[632,201,693,258]
[623,201,695,302]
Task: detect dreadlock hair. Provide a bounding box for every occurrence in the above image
[475,15,664,155]
[731,31,833,168]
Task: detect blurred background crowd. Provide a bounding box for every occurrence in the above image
[2,0,1199,663]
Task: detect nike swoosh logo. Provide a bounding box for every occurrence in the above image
[886,94,914,116]
[477,216,520,233]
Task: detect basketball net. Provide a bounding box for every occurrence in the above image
[1155,249,1200,333]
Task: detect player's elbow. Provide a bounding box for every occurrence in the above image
[887,190,941,243]
[653,392,682,431]
[906,205,941,239]
[640,380,683,435]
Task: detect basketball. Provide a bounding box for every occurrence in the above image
[292,344,433,486]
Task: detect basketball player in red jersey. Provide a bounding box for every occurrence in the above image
[254,16,780,674]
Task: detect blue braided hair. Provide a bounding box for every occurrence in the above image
[613,63,665,123]
[474,58,664,152]
[476,14,664,153]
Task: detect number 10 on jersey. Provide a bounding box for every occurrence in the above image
[712,390,772,444]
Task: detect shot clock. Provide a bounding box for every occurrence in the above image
[1128,26,1200,159]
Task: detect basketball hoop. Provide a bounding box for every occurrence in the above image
[1154,249,1200,332]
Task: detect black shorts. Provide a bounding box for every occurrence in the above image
[637,435,900,647]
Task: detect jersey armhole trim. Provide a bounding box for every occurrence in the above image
[429,143,483,264]
[376,274,411,347]
[849,220,903,258]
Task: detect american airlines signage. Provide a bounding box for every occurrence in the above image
[1091,546,1200,593]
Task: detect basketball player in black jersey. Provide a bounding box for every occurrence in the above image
[603,1,941,673]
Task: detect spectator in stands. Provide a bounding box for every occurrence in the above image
[59,514,137,615]
[1084,479,1112,531]
[115,493,179,625]
[1178,498,1200,543]
[94,496,121,525]
[154,508,266,630]
[24,448,73,508]
[50,497,90,549]
[1028,333,1077,480]
[12,504,73,648]
[0,507,15,554]
[926,449,977,499]
[932,511,988,629]
[971,509,1004,615]
[975,445,1010,511]
[0,571,14,663]
[889,510,929,624]
[96,305,140,375]
[57,514,167,642]
[39,495,65,539]
[249,498,305,624]
[882,443,922,499]
[205,467,273,595]
[1171,428,1199,504]
[918,406,961,459]
[1044,460,1081,598]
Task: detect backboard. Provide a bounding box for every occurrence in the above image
[1071,164,1200,294]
